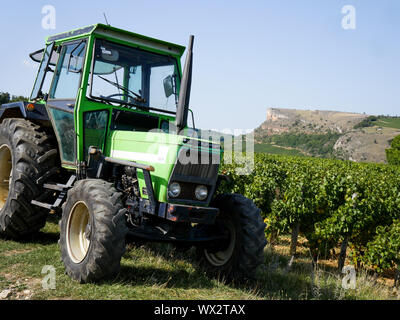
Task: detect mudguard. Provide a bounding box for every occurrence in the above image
[0,101,50,122]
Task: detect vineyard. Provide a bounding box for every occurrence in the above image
[219,153,400,274]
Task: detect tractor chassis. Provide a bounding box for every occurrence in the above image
[31,149,224,248]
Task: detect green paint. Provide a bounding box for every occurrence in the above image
[105,131,181,201]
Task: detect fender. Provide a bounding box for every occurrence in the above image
[0,101,50,123]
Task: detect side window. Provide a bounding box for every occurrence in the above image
[84,110,109,159]
[30,42,54,100]
[50,41,86,99]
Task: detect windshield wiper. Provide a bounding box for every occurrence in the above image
[97,75,146,103]
[97,93,150,113]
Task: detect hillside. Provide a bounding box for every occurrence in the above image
[262,108,367,134]
[254,108,400,163]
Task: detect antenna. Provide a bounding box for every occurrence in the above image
[103,13,110,26]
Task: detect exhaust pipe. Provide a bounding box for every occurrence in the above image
[176,35,194,132]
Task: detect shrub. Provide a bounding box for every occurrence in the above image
[221,153,400,272]
[386,135,400,165]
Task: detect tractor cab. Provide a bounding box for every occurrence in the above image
[29,24,187,167]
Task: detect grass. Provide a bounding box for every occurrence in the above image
[259,132,342,158]
[0,216,399,300]
[374,117,400,130]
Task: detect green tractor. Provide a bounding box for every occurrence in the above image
[0,24,266,283]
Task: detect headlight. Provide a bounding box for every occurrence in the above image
[168,182,181,198]
[195,185,208,201]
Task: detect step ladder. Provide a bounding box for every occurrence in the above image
[31,175,76,214]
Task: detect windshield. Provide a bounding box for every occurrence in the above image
[90,39,180,113]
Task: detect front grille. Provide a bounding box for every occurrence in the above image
[174,162,219,181]
[167,145,220,205]
[174,145,220,183]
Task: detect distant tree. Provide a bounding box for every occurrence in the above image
[10,95,28,102]
[0,92,10,104]
[386,135,400,165]
[0,92,29,105]
[354,116,378,129]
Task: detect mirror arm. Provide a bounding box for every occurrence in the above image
[173,74,178,105]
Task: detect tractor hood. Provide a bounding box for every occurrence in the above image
[106,130,221,164]
[105,130,221,203]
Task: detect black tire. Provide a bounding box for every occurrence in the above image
[198,194,267,281]
[0,118,58,238]
[59,179,128,283]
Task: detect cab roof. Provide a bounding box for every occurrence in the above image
[45,23,186,57]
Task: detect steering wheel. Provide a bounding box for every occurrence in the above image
[106,93,137,102]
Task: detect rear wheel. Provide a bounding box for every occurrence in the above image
[59,179,128,283]
[0,118,58,238]
[198,194,267,281]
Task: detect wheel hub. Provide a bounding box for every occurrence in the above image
[66,201,91,264]
[204,220,236,267]
[0,144,12,210]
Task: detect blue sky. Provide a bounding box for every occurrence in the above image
[0,0,398,130]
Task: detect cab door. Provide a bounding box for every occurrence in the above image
[46,40,87,167]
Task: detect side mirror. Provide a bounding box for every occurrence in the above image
[163,75,175,98]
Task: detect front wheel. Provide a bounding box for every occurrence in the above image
[59,179,128,283]
[198,194,267,281]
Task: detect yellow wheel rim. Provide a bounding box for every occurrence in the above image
[0,144,12,210]
[66,201,91,263]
